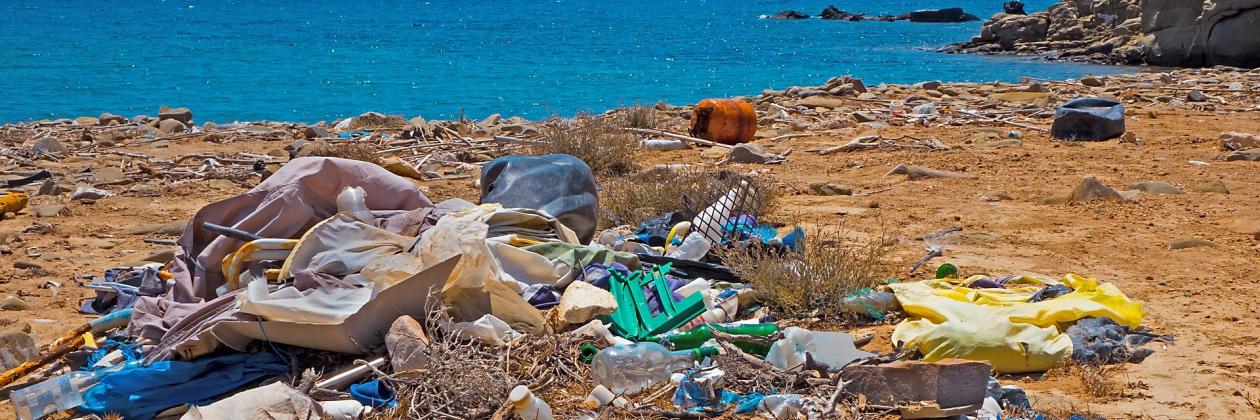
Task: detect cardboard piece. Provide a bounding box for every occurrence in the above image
[211,256,461,354]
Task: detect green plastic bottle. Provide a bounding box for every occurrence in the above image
[652,323,779,356]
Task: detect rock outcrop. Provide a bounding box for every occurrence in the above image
[811,6,979,23]
[946,0,1260,67]
[768,10,809,20]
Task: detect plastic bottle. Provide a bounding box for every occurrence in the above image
[653,323,779,356]
[10,367,114,420]
[666,232,711,261]
[759,394,806,419]
[590,343,719,396]
[691,181,752,244]
[335,186,374,221]
[508,385,553,420]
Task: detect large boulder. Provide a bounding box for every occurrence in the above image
[820,5,864,21]
[1141,0,1260,67]
[158,106,193,124]
[768,10,809,19]
[1005,1,1027,15]
[907,8,980,22]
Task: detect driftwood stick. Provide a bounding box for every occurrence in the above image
[622,127,733,149]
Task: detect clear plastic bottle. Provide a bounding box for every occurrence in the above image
[666,232,711,261]
[590,342,718,396]
[508,385,553,420]
[11,370,100,420]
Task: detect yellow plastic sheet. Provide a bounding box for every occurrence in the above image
[890,274,1144,373]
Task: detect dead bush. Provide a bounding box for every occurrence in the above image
[370,304,594,419]
[348,112,408,130]
[717,227,891,320]
[299,141,382,166]
[599,167,777,228]
[527,114,639,175]
[620,103,660,129]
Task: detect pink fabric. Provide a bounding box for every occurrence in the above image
[171,157,432,301]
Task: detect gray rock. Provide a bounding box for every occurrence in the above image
[1226,148,1260,161]
[37,179,68,196]
[852,112,877,123]
[809,182,853,196]
[479,113,501,127]
[915,81,943,90]
[0,296,30,311]
[158,106,193,124]
[386,316,431,375]
[1126,181,1185,195]
[35,205,67,218]
[157,119,187,134]
[1168,238,1217,250]
[29,136,67,154]
[1187,90,1208,102]
[887,164,975,180]
[302,126,330,139]
[0,246,10,255]
[727,144,784,164]
[98,112,126,125]
[1068,177,1124,203]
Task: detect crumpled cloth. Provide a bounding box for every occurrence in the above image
[170,157,433,302]
[890,274,1144,373]
[80,351,289,419]
[182,381,321,420]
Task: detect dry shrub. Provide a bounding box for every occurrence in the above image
[300,141,382,166]
[370,305,594,419]
[349,112,408,130]
[599,167,777,228]
[718,227,891,320]
[621,103,660,129]
[528,114,639,175]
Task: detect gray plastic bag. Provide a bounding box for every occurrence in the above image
[480,154,599,243]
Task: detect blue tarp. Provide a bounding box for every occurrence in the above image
[80,351,288,419]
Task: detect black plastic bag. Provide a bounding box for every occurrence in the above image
[1051,98,1125,141]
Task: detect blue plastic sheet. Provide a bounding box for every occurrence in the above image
[80,351,288,419]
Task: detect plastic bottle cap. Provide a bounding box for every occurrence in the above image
[508,385,531,406]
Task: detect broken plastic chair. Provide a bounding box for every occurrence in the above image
[604,263,707,341]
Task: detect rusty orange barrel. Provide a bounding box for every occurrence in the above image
[690,99,756,145]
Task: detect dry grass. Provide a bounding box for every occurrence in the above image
[717,226,892,320]
[299,141,383,166]
[599,167,777,228]
[527,114,640,176]
[620,103,661,129]
[1048,361,1148,401]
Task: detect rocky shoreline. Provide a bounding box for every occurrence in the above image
[945,0,1260,68]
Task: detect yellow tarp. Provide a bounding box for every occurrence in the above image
[890,274,1144,373]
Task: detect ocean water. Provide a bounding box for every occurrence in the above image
[0,0,1130,123]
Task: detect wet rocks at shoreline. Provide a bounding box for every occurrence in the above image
[945,0,1260,68]
[775,6,980,23]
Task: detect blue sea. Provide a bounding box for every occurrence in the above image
[0,0,1129,123]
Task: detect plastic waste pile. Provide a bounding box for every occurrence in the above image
[2,154,1167,420]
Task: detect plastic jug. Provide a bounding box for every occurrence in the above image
[508,385,553,420]
[590,343,718,395]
